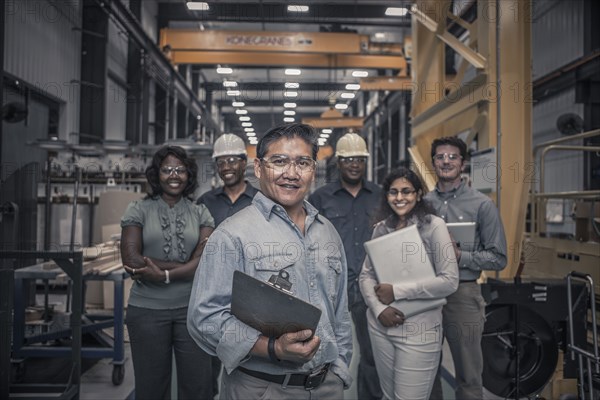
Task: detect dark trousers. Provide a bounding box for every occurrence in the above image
[126,305,214,400]
[350,298,383,400]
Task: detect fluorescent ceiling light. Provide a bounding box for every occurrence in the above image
[232,101,245,107]
[247,132,257,137]
[345,83,361,90]
[239,116,251,121]
[235,109,248,115]
[322,129,333,134]
[287,5,309,12]
[335,104,348,110]
[186,2,209,11]
[284,103,297,108]
[352,70,369,77]
[284,110,296,116]
[244,127,255,132]
[285,82,300,89]
[320,133,330,138]
[284,91,298,98]
[227,90,241,96]
[241,122,252,127]
[285,68,302,76]
[223,80,238,87]
[341,92,355,99]
[283,117,295,123]
[385,7,409,16]
[216,67,233,74]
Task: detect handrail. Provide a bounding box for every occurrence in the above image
[530,129,600,236]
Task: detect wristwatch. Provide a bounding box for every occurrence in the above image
[164,269,170,284]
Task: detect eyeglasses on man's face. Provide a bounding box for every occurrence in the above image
[339,157,367,165]
[433,153,462,162]
[216,156,243,167]
[387,188,417,197]
[160,166,188,176]
[261,155,316,172]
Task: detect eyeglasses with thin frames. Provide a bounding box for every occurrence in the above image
[433,153,462,162]
[387,188,417,197]
[261,155,316,172]
[339,157,367,165]
[216,156,243,167]
[160,166,188,176]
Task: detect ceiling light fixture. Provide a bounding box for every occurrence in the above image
[385,7,409,16]
[345,83,361,90]
[235,109,248,115]
[244,127,255,132]
[227,90,241,96]
[322,129,333,134]
[284,110,296,116]
[247,132,257,137]
[335,104,348,110]
[341,92,356,99]
[285,68,302,76]
[216,67,233,74]
[287,5,309,12]
[223,80,238,87]
[285,82,300,89]
[186,2,209,11]
[284,91,298,98]
[239,116,251,121]
[283,117,295,123]
[242,122,252,127]
[284,103,297,108]
[232,101,245,107]
[320,133,330,138]
[352,70,369,78]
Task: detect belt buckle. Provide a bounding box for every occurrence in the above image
[303,364,329,391]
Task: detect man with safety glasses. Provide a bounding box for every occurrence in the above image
[427,136,507,400]
[197,134,259,227]
[309,132,383,400]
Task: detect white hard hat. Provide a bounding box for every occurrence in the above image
[335,133,370,158]
[212,134,247,159]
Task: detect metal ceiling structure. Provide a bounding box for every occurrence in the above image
[156,0,412,143]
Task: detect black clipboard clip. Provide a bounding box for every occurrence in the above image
[267,270,293,294]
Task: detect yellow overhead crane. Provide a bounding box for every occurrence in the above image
[159,29,407,71]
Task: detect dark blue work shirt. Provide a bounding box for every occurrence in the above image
[196,181,259,227]
[309,180,382,297]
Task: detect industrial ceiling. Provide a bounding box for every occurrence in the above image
[156,0,412,145]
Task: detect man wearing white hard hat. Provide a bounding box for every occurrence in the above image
[309,132,383,400]
[197,134,259,227]
[197,134,259,394]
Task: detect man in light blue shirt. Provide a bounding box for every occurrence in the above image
[188,123,353,399]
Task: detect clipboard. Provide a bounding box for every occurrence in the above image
[231,270,322,338]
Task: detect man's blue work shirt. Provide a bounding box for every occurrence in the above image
[187,192,353,387]
[308,180,382,294]
[197,181,259,226]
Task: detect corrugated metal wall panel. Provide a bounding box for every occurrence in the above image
[4,1,82,139]
[532,88,584,235]
[532,0,584,79]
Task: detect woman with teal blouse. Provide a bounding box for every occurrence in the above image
[121,146,215,399]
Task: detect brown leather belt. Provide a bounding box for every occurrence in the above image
[237,363,330,390]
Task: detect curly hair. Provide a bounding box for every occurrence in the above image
[373,167,436,228]
[145,146,199,200]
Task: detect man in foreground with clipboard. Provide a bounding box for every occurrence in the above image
[187,123,353,399]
